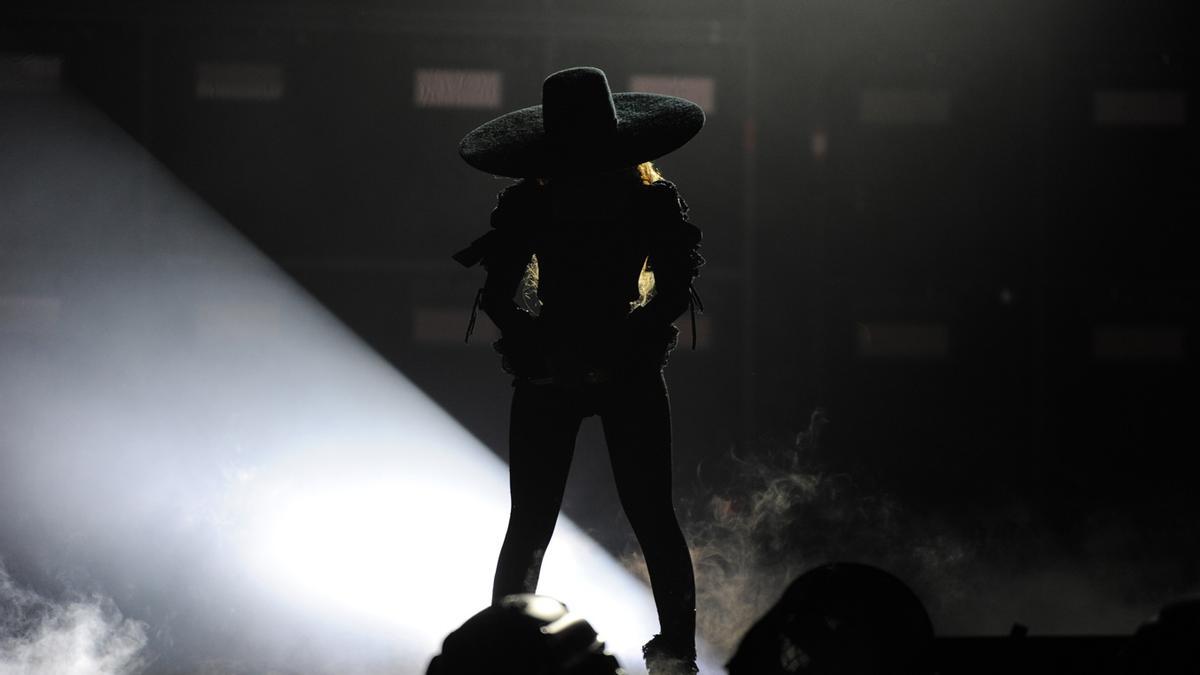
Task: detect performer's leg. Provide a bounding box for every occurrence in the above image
[600,371,696,653]
[492,381,583,604]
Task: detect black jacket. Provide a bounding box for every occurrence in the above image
[455,175,703,382]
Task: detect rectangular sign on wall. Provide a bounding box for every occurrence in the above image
[414,68,503,109]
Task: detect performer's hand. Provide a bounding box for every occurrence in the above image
[626,307,679,367]
[495,318,549,378]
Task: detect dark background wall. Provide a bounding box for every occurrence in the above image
[3,0,1195,633]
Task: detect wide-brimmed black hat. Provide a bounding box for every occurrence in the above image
[458,66,705,178]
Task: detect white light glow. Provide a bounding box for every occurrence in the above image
[0,90,719,673]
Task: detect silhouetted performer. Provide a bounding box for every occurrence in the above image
[454,66,705,674]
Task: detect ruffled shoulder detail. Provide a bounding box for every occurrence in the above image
[641,180,703,273]
[642,179,689,217]
[453,180,544,268]
[492,179,544,226]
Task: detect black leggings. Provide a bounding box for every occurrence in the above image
[492,370,696,645]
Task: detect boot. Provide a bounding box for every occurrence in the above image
[642,633,698,675]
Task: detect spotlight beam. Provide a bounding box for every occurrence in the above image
[0,89,718,673]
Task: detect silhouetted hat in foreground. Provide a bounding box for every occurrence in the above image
[459,66,705,178]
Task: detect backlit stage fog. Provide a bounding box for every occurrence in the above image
[4,4,1199,672]
[0,91,721,673]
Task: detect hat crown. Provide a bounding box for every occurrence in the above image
[458,65,704,178]
[541,67,618,145]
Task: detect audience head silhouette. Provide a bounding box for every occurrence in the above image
[426,594,623,675]
[727,562,933,675]
[1128,597,1200,674]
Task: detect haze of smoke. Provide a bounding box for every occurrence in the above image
[0,560,148,675]
[624,408,1195,655]
[623,409,973,657]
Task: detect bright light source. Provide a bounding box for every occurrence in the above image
[0,90,719,674]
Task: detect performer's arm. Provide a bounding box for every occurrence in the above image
[478,186,537,337]
[634,181,704,327]
[480,258,534,336]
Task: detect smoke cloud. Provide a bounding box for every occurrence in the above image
[624,408,1186,658]
[0,87,704,674]
[0,560,147,675]
[626,408,972,655]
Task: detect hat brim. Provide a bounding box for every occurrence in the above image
[459,93,705,178]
